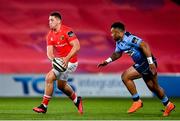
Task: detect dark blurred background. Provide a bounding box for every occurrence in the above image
[0,0,179,74]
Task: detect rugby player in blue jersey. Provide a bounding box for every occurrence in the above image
[98,22,175,116]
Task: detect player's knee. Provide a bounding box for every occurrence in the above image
[121,72,128,81]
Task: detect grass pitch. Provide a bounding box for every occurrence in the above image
[0,97,179,120]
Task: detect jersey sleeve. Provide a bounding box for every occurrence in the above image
[46,32,54,46]
[129,35,142,48]
[66,29,78,42]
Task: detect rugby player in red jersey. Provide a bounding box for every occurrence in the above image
[33,11,83,114]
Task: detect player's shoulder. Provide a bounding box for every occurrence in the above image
[123,32,133,42]
[124,32,134,40]
[62,25,76,38]
[132,34,142,41]
[61,25,73,32]
[47,30,54,35]
[124,31,132,37]
[46,30,53,38]
[125,32,141,41]
[125,31,138,39]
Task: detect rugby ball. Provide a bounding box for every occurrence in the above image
[52,58,67,72]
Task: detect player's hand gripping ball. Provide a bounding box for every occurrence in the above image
[52,58,67,72]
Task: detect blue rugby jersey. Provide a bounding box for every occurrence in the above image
[115,32,146,63]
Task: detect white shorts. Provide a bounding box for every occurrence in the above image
[52,62,78,81]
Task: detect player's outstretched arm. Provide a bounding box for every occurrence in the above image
[97,52,122,68]
[139,41,157,75]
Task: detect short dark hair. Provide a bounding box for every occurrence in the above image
[50,11,62,20]
[111,22,125,31]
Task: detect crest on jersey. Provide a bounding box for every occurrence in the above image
[132,37,138,44]
[67,31,75,37]
[59,35,65,40]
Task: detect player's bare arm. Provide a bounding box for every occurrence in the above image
[97,52,122,68]
[47,45,55,61]
[64,39,80,66]
[110,52,122,61]
[139,41,157,75]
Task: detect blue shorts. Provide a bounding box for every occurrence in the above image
[133,59,157,80]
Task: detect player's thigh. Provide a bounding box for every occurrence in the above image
[45,70,56,82]
[56,62,78,89]
[121,66,142,81]
[53,62,78,81]
[57,80,67,89]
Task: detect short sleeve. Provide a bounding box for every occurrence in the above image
[66,30,77,42]
[129,36,142,48]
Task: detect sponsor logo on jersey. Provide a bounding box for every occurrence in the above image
[132,37,138,44]
[67,31,74,37]
[55,43,68,47]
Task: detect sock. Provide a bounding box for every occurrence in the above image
[132,93,140,101]
[42,95,51,107]
[161,95,169,106]
[70,92,77,103]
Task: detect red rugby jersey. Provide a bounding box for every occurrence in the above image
[46,25,78,63]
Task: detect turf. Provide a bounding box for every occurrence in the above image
[0,97,179,120]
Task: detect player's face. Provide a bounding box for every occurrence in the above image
[111,28,124,41]
[49,16,61,29]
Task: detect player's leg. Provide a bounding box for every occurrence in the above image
[33,70,56,113]
[144,74,165,99]
[57,80,78,104]
[57,62,83,114]
[57,80,83,114]
[144,74,175,116]
[121,66,141,95]
[121,66,143,113]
